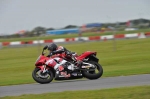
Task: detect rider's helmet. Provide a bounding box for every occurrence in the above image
[47,43,58,51]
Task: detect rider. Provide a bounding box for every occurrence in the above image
[46,43,82,78]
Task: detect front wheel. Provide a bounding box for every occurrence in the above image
[82,61,103,79]
[32,67,54,84]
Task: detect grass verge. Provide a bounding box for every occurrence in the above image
[1,85,150,99]
[0,38,150,86]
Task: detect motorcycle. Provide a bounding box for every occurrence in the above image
[32,46,103,84]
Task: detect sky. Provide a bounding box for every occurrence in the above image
[0,0,150,35]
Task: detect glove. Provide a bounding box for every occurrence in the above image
[66,51,71,56]
[47,52,53,57]
[50,52,54,56]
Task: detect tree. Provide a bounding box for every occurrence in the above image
[32,26,46,36]
[63,25,78,29]
[46,27,55,31]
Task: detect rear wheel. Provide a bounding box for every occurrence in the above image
[82,61,103,79]
[32,67,54,84]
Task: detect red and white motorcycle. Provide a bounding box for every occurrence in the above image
[32,46,103,84]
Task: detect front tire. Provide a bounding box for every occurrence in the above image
[32,67,54,84]
[82,61,103,79]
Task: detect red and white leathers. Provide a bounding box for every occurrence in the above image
[47,45,82,77]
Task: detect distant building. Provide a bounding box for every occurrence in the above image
[85,23,102,28]
[46,28,80,35]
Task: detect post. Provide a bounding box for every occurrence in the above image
[0,42,2,49]
[35,31,41,55]
[113,28,117,51]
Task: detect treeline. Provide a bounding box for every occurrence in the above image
[1,18,150,38]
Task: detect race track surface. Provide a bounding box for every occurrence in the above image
[0,74,150,97]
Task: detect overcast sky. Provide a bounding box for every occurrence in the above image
[0,0,150,35]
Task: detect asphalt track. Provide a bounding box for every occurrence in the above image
[0,74,150,97]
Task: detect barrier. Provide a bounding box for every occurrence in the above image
[1,32,149,47]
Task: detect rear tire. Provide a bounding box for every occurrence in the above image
[82,61,103,79]
[32,67,54,84]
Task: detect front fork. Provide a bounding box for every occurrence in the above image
[37,65,48,73]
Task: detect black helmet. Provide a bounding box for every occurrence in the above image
[48,43,58,51]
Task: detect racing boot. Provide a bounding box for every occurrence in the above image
[75,60,83,69]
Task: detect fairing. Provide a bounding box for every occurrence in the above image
[35,55,49,66]
[77,51,97,60]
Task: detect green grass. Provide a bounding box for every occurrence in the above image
[1,85,150,99]
[0,38,150,86]
[0,28,150,42]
